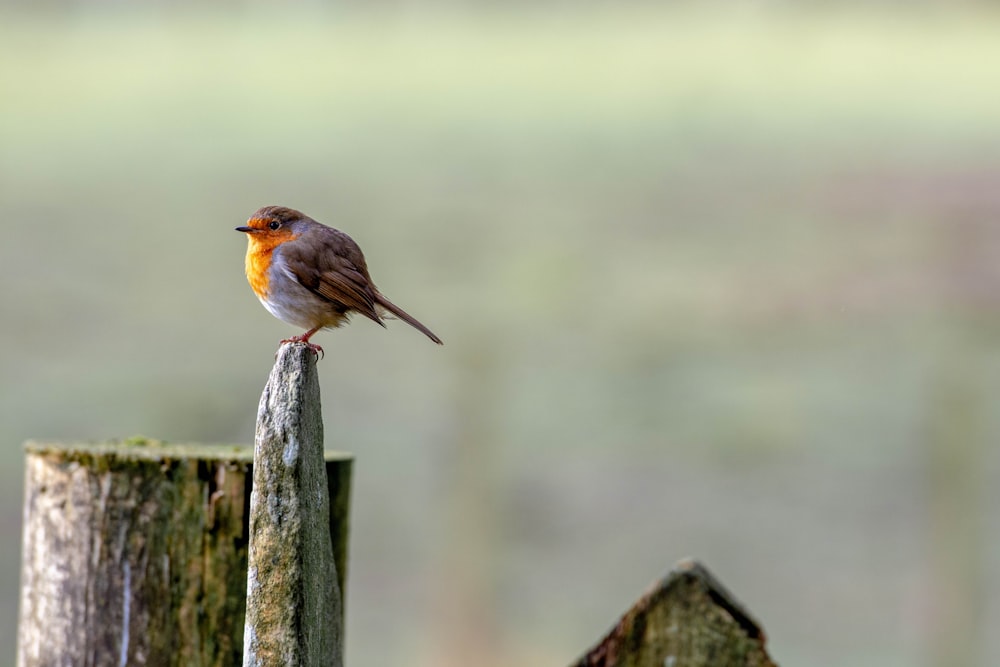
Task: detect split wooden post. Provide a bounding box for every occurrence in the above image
[17,341,351,667]
[16,439,351,667]
[572,559,777,667]
[243,342,343,667]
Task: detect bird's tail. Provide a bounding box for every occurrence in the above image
[375,294,443,345]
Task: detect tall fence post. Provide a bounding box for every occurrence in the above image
[243,342,343,667]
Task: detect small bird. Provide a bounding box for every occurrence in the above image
[237,205,442,356]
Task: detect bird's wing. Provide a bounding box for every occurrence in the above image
[314,266,382,323]
[283,234,384,326]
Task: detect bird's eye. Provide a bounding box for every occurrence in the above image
[268,221,281,230]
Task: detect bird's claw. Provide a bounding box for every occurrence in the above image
[279,337,325,360]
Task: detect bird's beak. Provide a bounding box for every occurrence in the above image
[235,226,255,233]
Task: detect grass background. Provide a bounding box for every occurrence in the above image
[2,5,1000,666]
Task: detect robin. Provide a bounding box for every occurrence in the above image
[237,205,443,356]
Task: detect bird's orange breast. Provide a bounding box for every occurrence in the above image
[244,233,299,299]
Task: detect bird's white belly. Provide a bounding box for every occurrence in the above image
[263,260,343,330]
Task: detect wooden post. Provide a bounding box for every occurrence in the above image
[17,442,351,663]
[572,559,777,667]
[243,342,343,667]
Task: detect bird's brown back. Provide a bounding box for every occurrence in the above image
[280,221,383,325]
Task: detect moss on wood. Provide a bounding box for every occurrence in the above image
[18,434,351,666]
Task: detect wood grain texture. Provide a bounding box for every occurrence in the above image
[242,342,343,667]
[572,559,777,667]
[17,437,351,666]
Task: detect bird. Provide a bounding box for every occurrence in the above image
[237,205,442,356]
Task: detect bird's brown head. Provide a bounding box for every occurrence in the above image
[236,206,313,251]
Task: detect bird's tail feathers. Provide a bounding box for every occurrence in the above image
[375,294,443,345]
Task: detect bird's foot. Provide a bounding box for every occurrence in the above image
[280,336,325,360]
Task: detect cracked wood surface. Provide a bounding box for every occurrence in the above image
[17,427,350,664]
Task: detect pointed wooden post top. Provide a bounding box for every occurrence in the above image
[573,559,776,667]
[243,343,343,667]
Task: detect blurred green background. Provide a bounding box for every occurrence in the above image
[3,3,1000,666]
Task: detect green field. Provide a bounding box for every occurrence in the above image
[2,7,1000,666]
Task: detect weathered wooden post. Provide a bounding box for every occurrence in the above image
[242,342,343,667]
[16,345,351,666]
[573,559,777,667]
